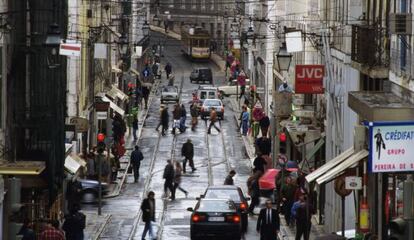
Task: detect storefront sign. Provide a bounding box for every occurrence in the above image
[295,65,324,94]
[368,121,414,172]
[96,111,108,120]
[345,176,362,190]
[59,40,81,57]
[69,117,89,132]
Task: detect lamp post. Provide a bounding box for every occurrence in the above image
[276,42,292,72]
[142,20,150,37]
[45,23,62,68]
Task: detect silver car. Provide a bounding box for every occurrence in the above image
[161,85,179,103]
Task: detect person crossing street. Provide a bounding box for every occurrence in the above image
[173,161,188,198]
[172,103,182,134]
[181,139,196,173]
[130,145,144,183]
[140,191,156,240]
[190,102,199,131]
[256,200,280,240]
[163,160,175,200]
[207,107,220,134]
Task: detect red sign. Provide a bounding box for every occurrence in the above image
[295,65,325,94]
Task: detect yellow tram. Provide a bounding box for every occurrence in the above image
[181,25,211,60]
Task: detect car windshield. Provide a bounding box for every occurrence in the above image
[205,189,241,202]
[163,86,177,92]
[197,200,235,212]
[208,92,216,98]
[204,100,221,106]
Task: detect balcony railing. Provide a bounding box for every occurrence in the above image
[351,24,389,67]
[390,48,412,79]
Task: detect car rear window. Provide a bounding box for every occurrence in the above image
[163,87,176,92]
[208,92,216,97]
[204,100,221,106]
[198,200,235,212]
[205,189,241,202]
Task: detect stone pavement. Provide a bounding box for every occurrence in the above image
[82,80,160,239]
[228,96,326,240]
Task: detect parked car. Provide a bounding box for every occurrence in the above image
[161,85,179,103]
[197,85,219,102]
[201,185,250,232]
[200,99,224,120]
[187,198,242,240]
[218,79,251,96]
[79,179,110,203]
[190,68,213,84]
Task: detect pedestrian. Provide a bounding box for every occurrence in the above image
[255,136,272,156]
[86,152,96,179]
[292,194,313,240]
[281,176,297,226]
[66,178,82,211]
[224,170,236,185]
[18,219,36,240]
[259,113,270,137]
[156,105,164,131]
[165,62,172,79]
[141,191,156,240]
[132,116,138,141]
[247,170,262,215]
[241,105,250,136]
[278,80,293,93]
[160,105,169,136]
[180,104,187,132]
[190,102,199,131]
[207,107,220,134]
[172,103,182,134]
[173,161,189,198]
[181,139,196,173]
[130,145,144,183]
[256,200,280,240]
[237,70,247,99]
[142,85,150,109]
[253,155,267,173]
[110,149,120,182]
[40,220,65,240]
[163,160,175,200]
[62,204,86,240]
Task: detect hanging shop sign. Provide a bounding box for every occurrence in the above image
[96,111,108,120]
[367,121,414,172]
[59,40,81,57]
[345,176,362,190]
[295,65,324,94]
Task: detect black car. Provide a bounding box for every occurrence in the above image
[201,185,250,232]
[79,179,110,203]
[187,198,242,240]
[190,68,213,84]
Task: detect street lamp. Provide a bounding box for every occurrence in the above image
[118,34,128,56]
[230,18,239,33]
[153,14,160,25]
[45,23,62,68]
[276,42,292,72]
[246,26,254,46]
[142,20,150,37]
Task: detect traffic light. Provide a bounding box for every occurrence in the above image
[389,218,408,240]
[279,132,287,154]
[97,133,106,154]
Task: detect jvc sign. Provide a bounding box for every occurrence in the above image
[295,65,324,94]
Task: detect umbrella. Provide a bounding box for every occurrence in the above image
[259,168,280,190]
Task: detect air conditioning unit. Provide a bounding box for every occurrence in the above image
[390,13,412,35]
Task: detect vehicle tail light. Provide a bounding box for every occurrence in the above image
[192,214,206,222]
[226,214,241,223]
[240,202,247,210]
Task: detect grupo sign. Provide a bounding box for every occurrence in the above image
[295,65,324,94]
[368,122,414,172]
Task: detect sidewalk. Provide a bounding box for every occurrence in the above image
[150,25,226,72]
[83,80,160,239]
[228,96,326,240]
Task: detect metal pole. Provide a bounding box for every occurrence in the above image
[342,196,345,237]
[98,153,102,215]
[403,175,414,240]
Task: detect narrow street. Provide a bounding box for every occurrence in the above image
[84,32,257,240]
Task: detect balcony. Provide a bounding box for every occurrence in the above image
[390,47,412,81]
[351,25,389,78]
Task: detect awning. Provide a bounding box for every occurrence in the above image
[316,149,368,185]
[305,147,354,183]
[65,154,87,175]
[101,96,125,116]
[0,161,46,175]
[106,85,129,102]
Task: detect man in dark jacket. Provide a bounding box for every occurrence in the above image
[165,62,172,78]
[224,170,236,185]
[62,204,86,240]
[179,104,187,132]
[172,103,181,134]
[253,155,267,173]
[190,103,199,131]
[256,136,271,156]
[142,86,150,109]
[160,105,169,136]
[141,191,156,240]
[163,160,175,200]
[294,194,313,240]
[281,176,297,225]
[259,114,270,137]
[181,139,196,173]
[256,200,280,240]
[130,145,144,182]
